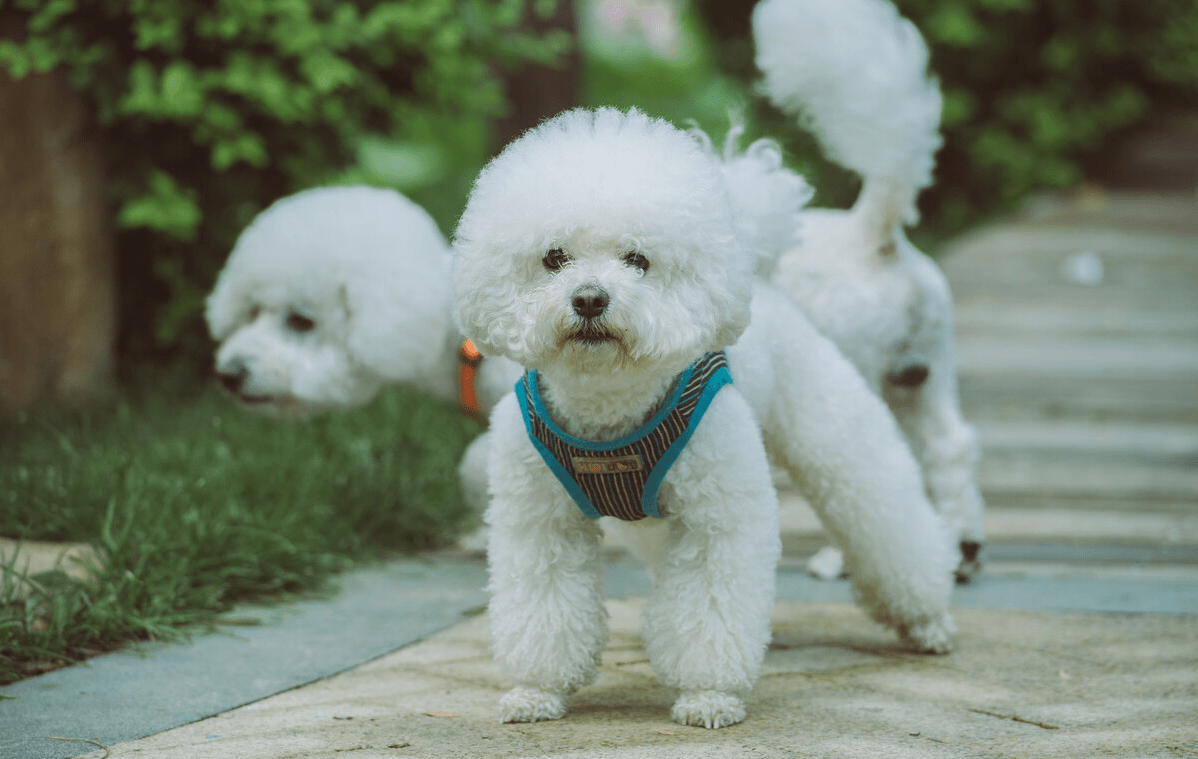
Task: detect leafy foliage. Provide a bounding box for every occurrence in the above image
[0,0,569,366]
[694,0,1198,233]
[902,0,1197,229]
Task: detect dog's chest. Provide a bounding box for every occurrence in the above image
[518,353,732,521]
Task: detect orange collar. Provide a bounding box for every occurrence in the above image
[459,339,483,417]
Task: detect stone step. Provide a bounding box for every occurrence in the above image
[976,419,1198,457]
[978,454,1198,501]
[956,334,1198,379]
[959,375,1198,425]
[954,291,1198,338]
[981,491,1198,516]
[939,226,1198,288]
[975,420,1198,503]
[777,491,1198,548]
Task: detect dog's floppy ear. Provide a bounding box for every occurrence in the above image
[205,259,250,342]
[449,234,532,363]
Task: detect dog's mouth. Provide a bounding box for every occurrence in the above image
[222,383,286,408]
[566,327,619,347]
[234,392,306,419]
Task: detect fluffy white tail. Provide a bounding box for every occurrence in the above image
[698,125,813,277]
[752,0,942,229]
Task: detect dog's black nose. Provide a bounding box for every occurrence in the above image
[572,285,609,319]
[217,365,248,394]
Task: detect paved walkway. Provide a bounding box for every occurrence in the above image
[3,189,1197,758]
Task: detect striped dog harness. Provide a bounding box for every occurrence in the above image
[516,351,732,521]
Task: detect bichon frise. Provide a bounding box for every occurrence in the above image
[451,108,956,729]
[205,185,519,420]
[205,185,520,519]
[754,0,986,582]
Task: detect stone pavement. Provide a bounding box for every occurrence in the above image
[3,188,1197,759]
[29,596,1198,759]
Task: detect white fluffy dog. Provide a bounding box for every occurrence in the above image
[451,108,956,729]
[754,0,986,582]
[206,185,519,421]
[206,186,522,533]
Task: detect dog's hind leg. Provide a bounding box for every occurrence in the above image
[884,368,986,583]
[642,391,781,728]
[753,304,956,653]
[881,252,986,583]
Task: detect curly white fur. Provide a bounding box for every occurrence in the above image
[205,186,518,419]
[697,126,814,276]
[754,0,986,582]
[453,108,956,729]
[753,0,941,227]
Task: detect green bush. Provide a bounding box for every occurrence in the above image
[695,0,1198,234]
[902,0,1197,230]
[0,0,569,368]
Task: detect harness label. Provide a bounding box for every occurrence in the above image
[571,454,645,475]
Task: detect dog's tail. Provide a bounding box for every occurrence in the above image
[752,0,942,237]
[699,125,813,278]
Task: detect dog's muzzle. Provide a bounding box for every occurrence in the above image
[566,284,618,345]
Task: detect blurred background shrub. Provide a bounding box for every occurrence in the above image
[0,0,570,372]
[1,0,1195,372]
[694,0,1198,232]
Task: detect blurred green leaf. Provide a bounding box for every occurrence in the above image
[117,171,201,240]
[0,0,565,364]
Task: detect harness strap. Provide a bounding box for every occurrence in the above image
[517,351,732,521]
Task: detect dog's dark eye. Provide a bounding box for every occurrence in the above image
[623,251,650,274]
[286,311,316,333]
[248,306,261,321]
[543,248,570,272]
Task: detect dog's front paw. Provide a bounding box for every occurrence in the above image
[900,612,957,654]
[670,690,745,729]
[499,685,567,724]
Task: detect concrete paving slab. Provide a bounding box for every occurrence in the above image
[976,420,1198,457]
[5,550,1197,759]
[610,560,1198,616]
[0,559,489,759]
[54,597,1198,759]
[778,489,1198,547]
[959,375,1198,426]
[940,224,1198,287]
[0,538,100,596]
[954,297,1198,337]
[955,334,1198,379]
[978,455,1198,501]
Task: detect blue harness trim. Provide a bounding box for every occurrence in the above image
[516,351,732,521]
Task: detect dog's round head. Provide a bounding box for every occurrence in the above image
[452,108,755,379]
[205,186,452,417]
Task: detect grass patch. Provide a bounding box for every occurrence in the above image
[0,372,481,685]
